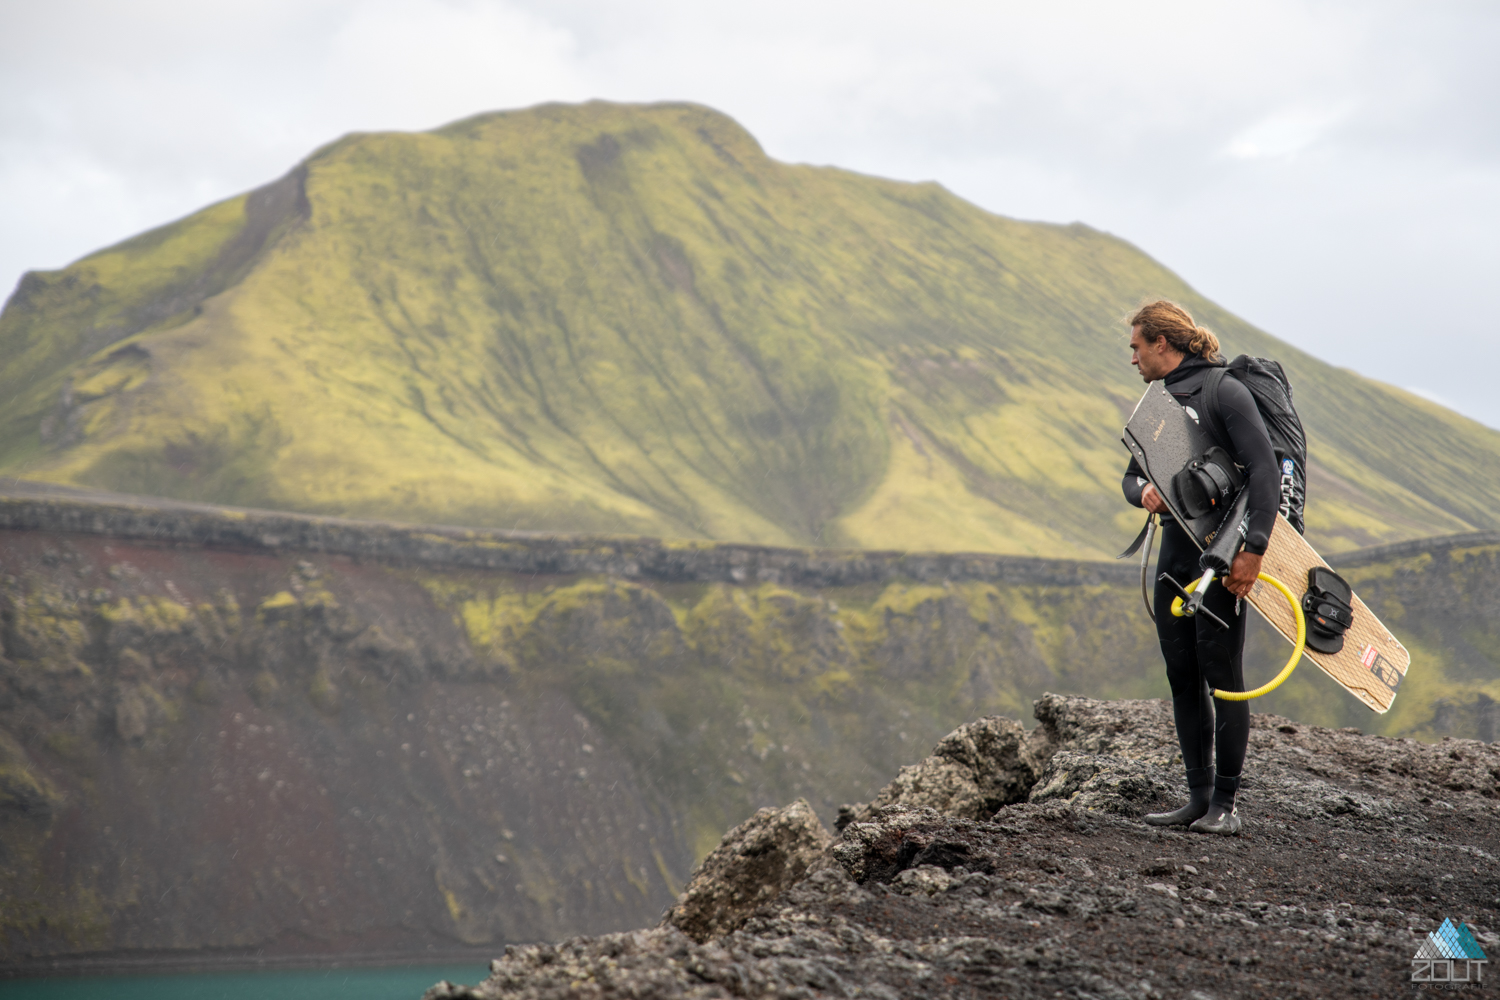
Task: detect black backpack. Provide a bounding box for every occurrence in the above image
[1202,356,1308,535]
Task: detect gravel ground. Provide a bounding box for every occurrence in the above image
[425,696,1500,999]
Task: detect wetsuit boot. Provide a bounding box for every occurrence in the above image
[1144,766,1214,826]
[1189,773,1242,835]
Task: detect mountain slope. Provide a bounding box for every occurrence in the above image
[3,100,1498,557]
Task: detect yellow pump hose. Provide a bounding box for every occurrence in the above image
[1169,571,1307,700]
[1213,573,1306,701]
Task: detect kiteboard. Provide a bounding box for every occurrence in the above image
[1123,381,1409,713]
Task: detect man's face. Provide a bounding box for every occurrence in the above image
[1129,325,1182,383]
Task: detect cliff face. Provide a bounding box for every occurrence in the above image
[0,486,1159,963]
[2,531,689,959]
[2,484,1496,965]
[430,695,1500,1000]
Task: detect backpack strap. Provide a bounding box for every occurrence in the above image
[1200,366,1234,457]
[1117,513,1153,559]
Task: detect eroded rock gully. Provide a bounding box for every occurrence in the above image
[427,694,1500,1000]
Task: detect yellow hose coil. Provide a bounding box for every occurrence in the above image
[1212,572,1306,701]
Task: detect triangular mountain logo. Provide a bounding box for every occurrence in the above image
[1412,918,1488,982]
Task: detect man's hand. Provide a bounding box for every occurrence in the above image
[1224,550,1263,598]
[1140,483,1169,515]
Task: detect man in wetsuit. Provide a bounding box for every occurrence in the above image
[1122,300,1280,836]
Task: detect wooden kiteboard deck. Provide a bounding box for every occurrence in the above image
[1123,381,1409,713]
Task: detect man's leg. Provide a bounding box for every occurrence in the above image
[1144,523,1216,826]
[1189,575,1250,835]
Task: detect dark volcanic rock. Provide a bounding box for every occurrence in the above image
[836,714,1048,828]
[428,694,1500,1000]
[662,799,832,943]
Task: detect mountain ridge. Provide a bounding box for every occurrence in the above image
[4,100,1499,558]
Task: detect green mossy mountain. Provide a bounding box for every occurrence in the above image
[4,100,1500,557]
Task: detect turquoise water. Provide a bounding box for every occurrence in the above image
[1,964,489,999]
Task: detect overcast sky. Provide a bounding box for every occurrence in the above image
[4,1,1498,426]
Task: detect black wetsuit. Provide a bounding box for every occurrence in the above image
[1121,355,1279,807]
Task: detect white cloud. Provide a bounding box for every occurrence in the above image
[320,1,590,131]
[1225,106,1353,161]
[1,0,1498,427]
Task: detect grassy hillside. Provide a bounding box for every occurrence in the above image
[4,100,1499,557]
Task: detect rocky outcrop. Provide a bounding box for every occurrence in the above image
[426,694,1500,1000]
[661,799,831,943]
[835,714,1049,828]
[1023,693,1500,821]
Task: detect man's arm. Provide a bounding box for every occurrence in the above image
[1217,377,1279,554]
[1217,376,1278,597]
[1122,457,1169,515]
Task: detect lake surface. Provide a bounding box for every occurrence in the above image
[2,964,490,999]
